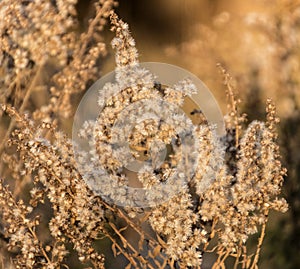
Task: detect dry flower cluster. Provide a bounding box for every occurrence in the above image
[0,1,289,269]
[166,1,300,267]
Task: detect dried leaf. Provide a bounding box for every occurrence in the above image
[156,234,166,248]
[111,243,117,257]
[119,225,128,233]
[140,212,151,223]
[153,245,161,257]
[125,263,131,269]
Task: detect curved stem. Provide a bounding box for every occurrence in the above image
[250,219,267,269]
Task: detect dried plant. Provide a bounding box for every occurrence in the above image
[0,2,288,269]
[166,1,300,267]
